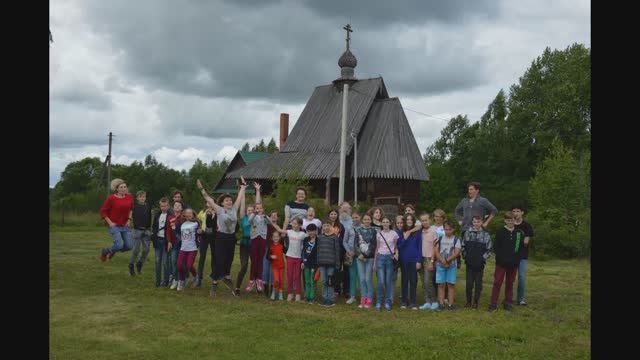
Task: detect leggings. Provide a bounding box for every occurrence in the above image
[213,232,236,281]
[177,250,197,281]
[287,256,302,295]
[249,236,266,280]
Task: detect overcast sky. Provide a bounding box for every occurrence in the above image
[49,0,590,187]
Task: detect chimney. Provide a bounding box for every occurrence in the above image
[279,113,289,150]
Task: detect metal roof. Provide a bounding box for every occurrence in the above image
[238,151,271,164]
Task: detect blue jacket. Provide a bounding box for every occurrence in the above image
[397,230,423,263]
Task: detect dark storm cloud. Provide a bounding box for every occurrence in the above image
[79,0,496,102]
[302,0,499,26]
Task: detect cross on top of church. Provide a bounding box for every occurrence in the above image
[343,24,353,50]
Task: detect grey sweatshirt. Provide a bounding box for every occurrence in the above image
[454,195,498,231]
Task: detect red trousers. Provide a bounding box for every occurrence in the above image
[250,236,266,280]
[177,250,197,281]
[490,264,518,305]
[287,256,302,294]
[272,267,284,291]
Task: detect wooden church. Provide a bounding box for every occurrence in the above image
[215,25,429,207]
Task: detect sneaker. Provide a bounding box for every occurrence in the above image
[245,280,255,292]
[287,293,294,302]
[375,303,382,310]
[504,303,513,311]
[447,304,455,311]
[177,280,185,291]
[107,252,115,260]
[432,303,442,311]
[419,303,431,310]
[464,303,472,308]
[384,303,392,311]
[364,298,372,309]
[518,300,527,306]
[136,261,142,274]
[278,291,284,300]
[400,305,407,309]
[232,288,240,297]
[193,277,202,288]
[128,263,135,276]
[257,279,264,292]
[170,279,178,290]
[411,306,418,310]
[488,304,497,312]
[168,274,174,285]
[221,277,233,289]
[264,284,272,298]
[328,301,336,307]
[295,294,302,302]
[346,296,356,304]
[358,298,365,309]
[270,290,276,300]
[472,303,479,310]
[210,283,218,297]
[100,249,109,262]
[430,302,439,310]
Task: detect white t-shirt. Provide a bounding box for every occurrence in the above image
[285,229,307,258]
[180,221,199,252]
[302,218,322,231]
[157,213,168,238]
[216,206,238,234]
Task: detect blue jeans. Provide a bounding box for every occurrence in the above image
[356,258,374,299]
[349,260,359,296]
[130,229,151,264]
[165,242,180,282]
[262,253,271,284]
[108,226,133,253]
[153,238,167,286]
[319,266,336,302]
[517,259,528,302]
[376,255,396,306]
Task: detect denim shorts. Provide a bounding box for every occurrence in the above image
[435,263,457,284]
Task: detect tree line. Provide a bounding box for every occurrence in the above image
[49,44,590,258]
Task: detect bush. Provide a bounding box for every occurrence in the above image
[525,210,590,259]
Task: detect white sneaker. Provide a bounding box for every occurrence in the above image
[346,296,356,304]
[177,280,185,291]
[170,279,178,290]
[271,291,276,300]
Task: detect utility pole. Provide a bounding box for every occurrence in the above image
[351,132,358,207]
[107,132,113,195]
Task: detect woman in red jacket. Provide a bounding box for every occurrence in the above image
[99,178,134,262]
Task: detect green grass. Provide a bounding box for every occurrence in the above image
[50,228,590,359]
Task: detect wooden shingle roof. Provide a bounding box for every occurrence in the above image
[224,77,428,181]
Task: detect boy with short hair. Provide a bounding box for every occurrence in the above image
[130,191,152,276]
[511,205,534,305]
[302,223,319,304]
[151,198,171,288]
[489,211,526,311]
[461,215,492,309]
[316,221,342,306]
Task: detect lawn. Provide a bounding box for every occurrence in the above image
[50,228,590,359]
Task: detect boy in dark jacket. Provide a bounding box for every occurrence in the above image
[316,221,342,306]
[129,191,152,276]
[461,215,492,308]
[150,198,172,287]
[489,211,525,311]
[302,223,319,304]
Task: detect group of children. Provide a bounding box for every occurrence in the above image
[121,183,532,312]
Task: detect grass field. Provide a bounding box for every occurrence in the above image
[50,228,590,359]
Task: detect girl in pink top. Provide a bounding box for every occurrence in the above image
[374,217,399,311]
